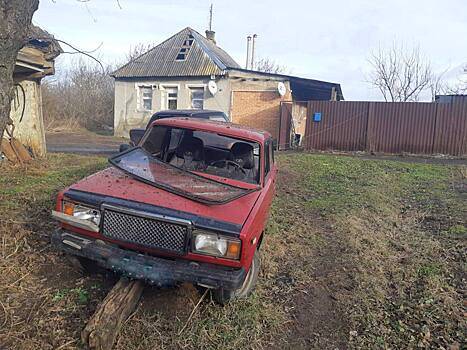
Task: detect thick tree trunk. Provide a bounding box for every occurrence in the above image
[0,0,39,147]
[81,278,144,350]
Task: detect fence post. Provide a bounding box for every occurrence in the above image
[305,101,313,150]
[366,102,374,153]
[431,103,439,155]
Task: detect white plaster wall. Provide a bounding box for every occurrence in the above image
[9,80,46,157]
[113,77,231,138]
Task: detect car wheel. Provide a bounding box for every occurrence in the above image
[200,250,261,305]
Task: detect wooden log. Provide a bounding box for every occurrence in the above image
[0,139,19,163]
[81,277,144,350]
[10,138,32,163]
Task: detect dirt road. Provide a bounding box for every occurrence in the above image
[46,131,125,155]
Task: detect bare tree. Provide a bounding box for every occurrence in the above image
[125,42,154,62]
[429,68,450,101]
[43,59,115,131]
[0,1,120,147]
[254,57,288,74]
[446,64,467,94]
[0,0,39,146]
[367,44,433,102]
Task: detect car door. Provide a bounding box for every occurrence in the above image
[241,138,277,267]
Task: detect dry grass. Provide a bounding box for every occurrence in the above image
[0,153,465,349]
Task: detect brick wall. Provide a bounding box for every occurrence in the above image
[230,91,288,140]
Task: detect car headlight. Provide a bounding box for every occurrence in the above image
[192,231,241,260]
[63,201,101,226]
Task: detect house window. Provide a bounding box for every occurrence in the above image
[139,86,152,111]
[176,48,188,60]
[176,34,194,61]
[165,87,178,110]
[190,87,204,109]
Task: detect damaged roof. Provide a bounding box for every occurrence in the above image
[14,25,62,78]
[112,27,240,79]
[26,25,62,59]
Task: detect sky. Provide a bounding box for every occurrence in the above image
[34,0,467,101]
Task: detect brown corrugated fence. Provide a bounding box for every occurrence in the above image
[304,101,467,156]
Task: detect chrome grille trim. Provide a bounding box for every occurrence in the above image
[101,204,191,254]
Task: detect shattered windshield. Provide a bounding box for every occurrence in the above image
[108,126,261,204]
[141,125,261,184]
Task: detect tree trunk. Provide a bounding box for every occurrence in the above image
[0,0,39,147]
[81,278,144,350]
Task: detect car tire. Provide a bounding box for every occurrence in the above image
[199,250,261,305]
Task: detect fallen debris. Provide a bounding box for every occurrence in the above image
[81,277,144,350]
[1,123,33,164]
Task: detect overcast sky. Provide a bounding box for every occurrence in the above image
[33,0,467,100]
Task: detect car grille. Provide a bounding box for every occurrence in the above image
[101,207,189,254]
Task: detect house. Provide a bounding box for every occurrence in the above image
[112,27,343,139]
[8,26,61,157]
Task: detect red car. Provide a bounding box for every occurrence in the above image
[51,118,277,304]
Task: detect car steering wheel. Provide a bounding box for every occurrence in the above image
[209,160,246,174]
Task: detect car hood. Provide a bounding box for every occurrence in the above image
[67,167,261,227]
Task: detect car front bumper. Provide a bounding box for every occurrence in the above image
[51,229,246,290]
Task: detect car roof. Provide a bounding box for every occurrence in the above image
[153,117,271,143]
[153,109,226,118]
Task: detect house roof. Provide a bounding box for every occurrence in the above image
[14,25,62,78]
[112,27,240,79]
[27,25,62,59]
[228,68,344,100]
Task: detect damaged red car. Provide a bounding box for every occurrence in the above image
[51,118,277,304]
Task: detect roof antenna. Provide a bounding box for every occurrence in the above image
[209,4,213,31]
[205,4,216,44]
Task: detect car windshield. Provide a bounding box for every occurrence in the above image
[141,125,260,184]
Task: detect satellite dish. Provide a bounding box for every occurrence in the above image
[277,82,286,96]
[208,80,218,95]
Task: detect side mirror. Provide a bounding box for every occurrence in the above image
[129,128,145,146]
[119,144,130,153]
[272,139,278,150]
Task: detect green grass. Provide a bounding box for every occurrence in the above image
[445,224,467,235]
[277,153,466,348]
[0,152,465,349]
[0,154,108,215]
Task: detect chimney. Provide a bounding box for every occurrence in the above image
[205,30,216,44]
[246,36,252,69]
[250,34,257,70]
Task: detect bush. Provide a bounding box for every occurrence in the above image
[42,58,114,132]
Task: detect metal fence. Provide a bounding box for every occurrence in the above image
[304,101,467,156]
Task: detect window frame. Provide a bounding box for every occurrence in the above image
[175,34,194,61]
[136,85,153,112]
[270,141,274,165]
[189,87,205,110]
[264,140,270,178]
[141,125,262,185]
[161,85,179,110]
